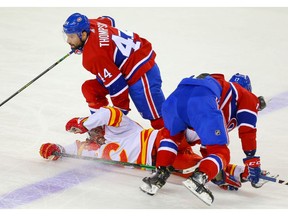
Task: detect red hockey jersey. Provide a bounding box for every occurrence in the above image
[82,17,156,111]
[211,74,259,156]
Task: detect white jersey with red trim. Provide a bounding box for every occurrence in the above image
[65,106,158,165]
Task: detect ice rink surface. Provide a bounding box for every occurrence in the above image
[0,6,288,214]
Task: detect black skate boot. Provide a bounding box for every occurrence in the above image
[140,166,173,195]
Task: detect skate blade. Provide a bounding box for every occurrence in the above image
[183,179,214,206]
[139,183,159,196]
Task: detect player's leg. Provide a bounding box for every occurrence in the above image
[82,79,109,114]
[183,92,229,205]
[129,64,165,129]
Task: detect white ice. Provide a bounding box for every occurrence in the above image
[0,7,288,212]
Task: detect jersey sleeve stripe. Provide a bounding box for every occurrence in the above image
[138,128,154,165]
[106,107,123,127]
[126,50,154,81]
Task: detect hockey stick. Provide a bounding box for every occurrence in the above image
[0,50,74,107]
[54,152,287,184]
[260,174,288,185]
[54,152,195,174]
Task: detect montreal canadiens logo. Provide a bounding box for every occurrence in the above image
[227,118,237,132]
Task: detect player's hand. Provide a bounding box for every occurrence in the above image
[71,47,83,55]
[65,117,88,134]
[212,170,242,191]
[258,96,266,111]
[39,143,64,160]
[242,156,261,187]
[73,49,83,55]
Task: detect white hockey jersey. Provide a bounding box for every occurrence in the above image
[65,106,158,165]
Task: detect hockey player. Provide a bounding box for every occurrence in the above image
[39,106,201,177]
[39,106,243,190]
[62,13,165,129]
[140,73,264,205]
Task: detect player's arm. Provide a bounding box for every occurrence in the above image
[65,107,124,134]
[236,91,259,156]
[39,140,102,161]
[97,58,130,114]
[237,89,262,187]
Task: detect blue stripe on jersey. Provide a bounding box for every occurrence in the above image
[102,16,116,27]
[125,50,153,82]
[158,139,178,153]
[236,109,257,128]
[208,154,223,171]
[114,31,131,68]
[225,83,240,120]
[105,74,128,96]
[96,76,104,86]
[230,83,238,116]
[120,30,130,39]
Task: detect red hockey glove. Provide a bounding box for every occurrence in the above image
[65,117,88,134]
[242,156,261,187]
[39,143,64,161]
[212,170,242,191]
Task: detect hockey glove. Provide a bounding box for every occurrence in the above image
[39,143,64,160]
[212,170,242,191]
[65,117,89,134]
[71,47,83,55]
[242,156,261,187]
[258,96,266,111]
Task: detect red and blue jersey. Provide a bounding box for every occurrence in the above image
[211,74,259,156]
[82,17,156,111]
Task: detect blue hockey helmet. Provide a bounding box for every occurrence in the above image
[63,13,90,40]
[229,73,252,92]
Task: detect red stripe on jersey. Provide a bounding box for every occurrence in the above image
[141,74,160,119]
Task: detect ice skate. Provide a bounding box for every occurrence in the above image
[183,170,214,206]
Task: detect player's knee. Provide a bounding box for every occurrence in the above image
[81,80,97,98]
[206,144,230,167]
